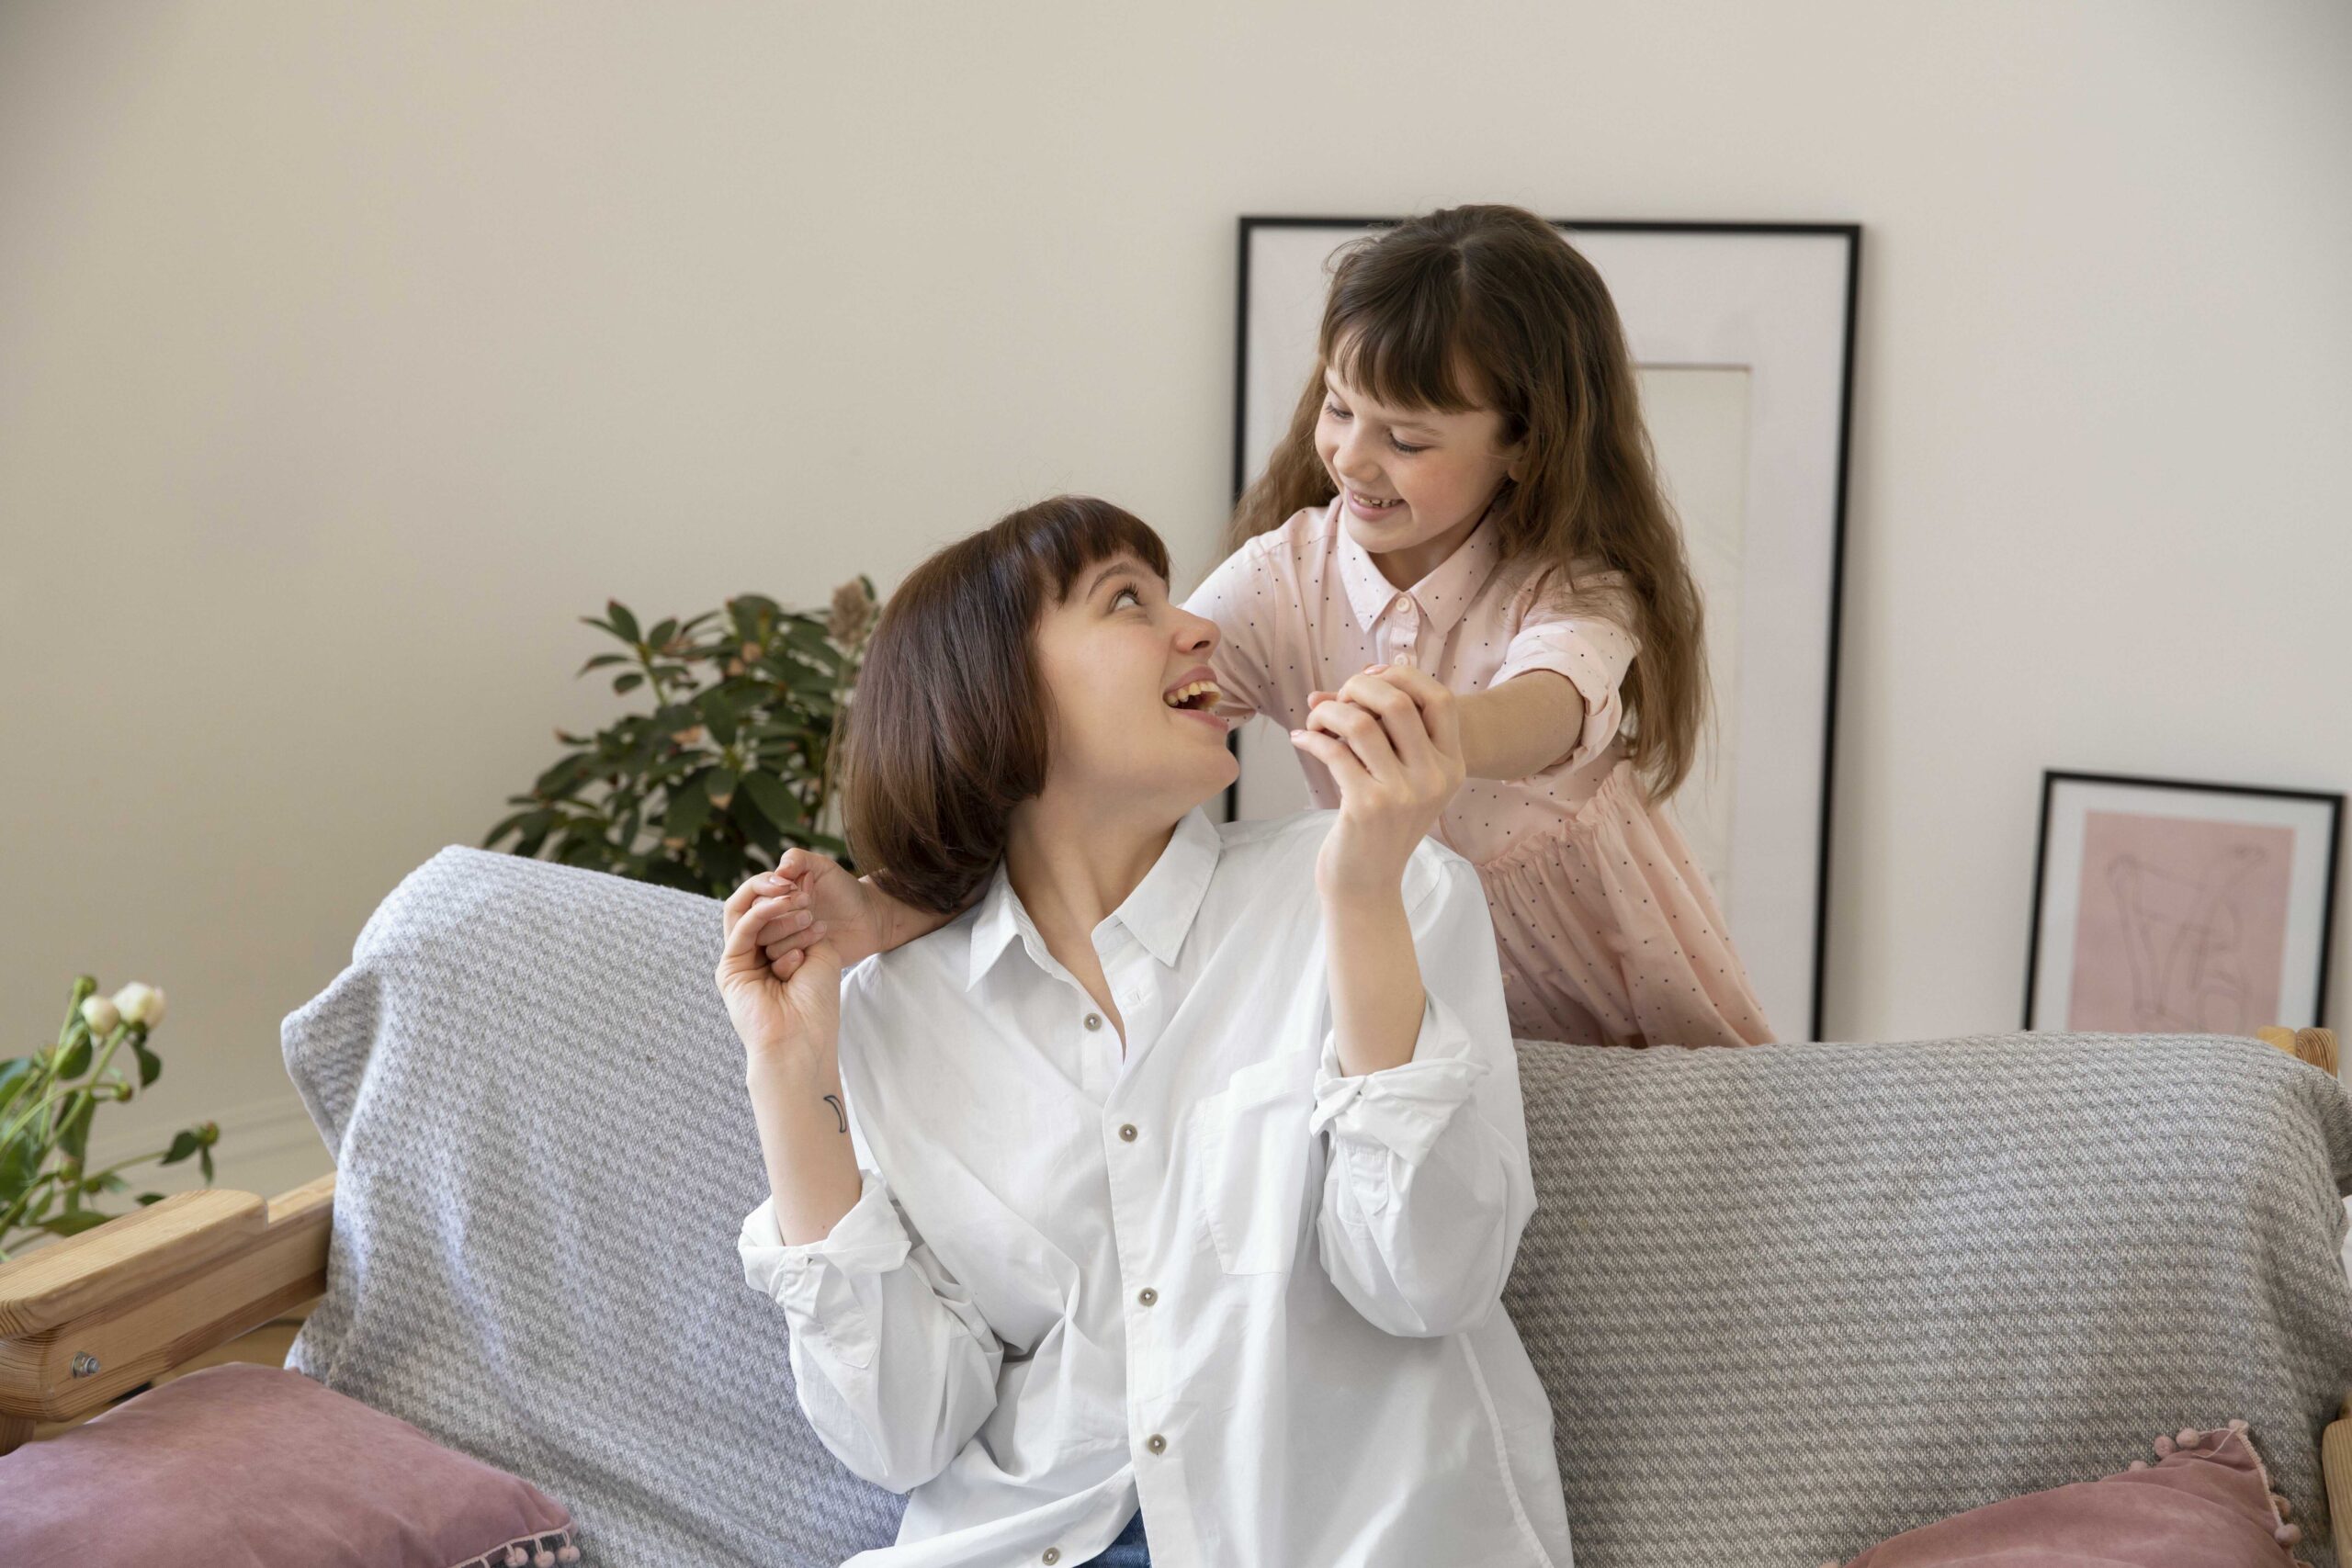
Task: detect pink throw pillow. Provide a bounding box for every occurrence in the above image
[1829,1418,2312,1567]
[0,1362,579,1567]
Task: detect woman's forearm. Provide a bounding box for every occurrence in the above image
[1322,886,1425,1077]
[1455,671,1583,779]
[745,1051,865,1245]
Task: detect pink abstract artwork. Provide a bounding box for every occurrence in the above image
[2066,808,2295,1032]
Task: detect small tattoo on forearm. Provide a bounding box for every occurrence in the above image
[821,1093,847,1134]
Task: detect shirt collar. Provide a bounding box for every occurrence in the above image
[1332,495,1505,644]
[965,807,1224,990]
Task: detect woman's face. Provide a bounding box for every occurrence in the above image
[1030,552,1239,818]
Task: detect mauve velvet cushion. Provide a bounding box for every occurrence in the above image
[0,1362,578,1568]
[1831,1418,2314,1567]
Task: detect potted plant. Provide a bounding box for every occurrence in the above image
[0,977,219,1262]
[485,579,878,897]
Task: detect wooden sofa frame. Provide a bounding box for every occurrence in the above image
[1,1030,2345,1556]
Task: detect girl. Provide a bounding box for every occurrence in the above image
[767,204,1771,1050]
[722,497,1571,1566]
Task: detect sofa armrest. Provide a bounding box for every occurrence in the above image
[0,1172,334,1452]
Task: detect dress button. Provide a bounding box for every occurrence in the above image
[1083,1012,1102,1031]
[1118,1123,1138,1142]
[1136,1286,1158,1306]
[1146,1434,1167,1454]
[1042,1551,1060,1565]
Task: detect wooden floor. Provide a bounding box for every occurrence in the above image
[28,1304,312,1442]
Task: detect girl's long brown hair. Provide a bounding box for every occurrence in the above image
[1229,205,1710,804]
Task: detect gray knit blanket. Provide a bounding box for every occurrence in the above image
[282,845,2352,1566]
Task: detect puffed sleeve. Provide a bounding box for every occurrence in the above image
[740,1169,1003,1493]
[1181,536,1287,726]
[1490,565,1640,775]
[1306,844,1537,1338]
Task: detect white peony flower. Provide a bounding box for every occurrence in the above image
[112,982,165,1027]
[80,995,120,1034]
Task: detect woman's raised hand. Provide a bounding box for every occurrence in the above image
[757,848,956,970]
[718,867,844,1074]
[1289,663,1465,901]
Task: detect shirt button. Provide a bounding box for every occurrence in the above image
[1118,1123,1138,1142]
[1136,1286,1158,1306]
[1083,1012,1102,1031]
[1146,1434,1167,1454]
[1043,1551,1060,1565]
[1392,593,1410,613]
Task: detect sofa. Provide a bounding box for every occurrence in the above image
[4,843,2349,1566]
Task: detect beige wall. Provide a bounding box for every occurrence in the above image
[4,2,2347,1202]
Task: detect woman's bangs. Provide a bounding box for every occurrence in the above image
[1015,498,1172,604]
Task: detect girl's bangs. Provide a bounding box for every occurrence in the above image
[1321,293,1483,415]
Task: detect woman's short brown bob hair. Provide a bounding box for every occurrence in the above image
[843,495,1172,916]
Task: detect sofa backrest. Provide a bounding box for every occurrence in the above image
[283,846,2352,1567]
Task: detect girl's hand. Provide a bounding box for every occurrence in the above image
[717,868,844,1076]
[752,848,944,973]
[1290,663,1465,902]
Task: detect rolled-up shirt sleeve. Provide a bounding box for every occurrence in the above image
[1306,846,1538,1338]
[739,1169,1002,1493]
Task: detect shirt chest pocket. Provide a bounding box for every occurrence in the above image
[1198,1049,1321,1276]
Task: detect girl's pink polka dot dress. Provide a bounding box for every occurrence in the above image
[1187,500,1776,1049]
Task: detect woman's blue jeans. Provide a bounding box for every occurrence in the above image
[1075,1508,1148,1566]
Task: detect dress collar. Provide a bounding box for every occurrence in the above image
[965,806,1224,990]
[1331,495,1506,644]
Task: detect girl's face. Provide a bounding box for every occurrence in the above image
[1029,551,1238,818]
[1316,349,1526,585]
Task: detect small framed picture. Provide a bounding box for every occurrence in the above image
[2024,770,2343,1035]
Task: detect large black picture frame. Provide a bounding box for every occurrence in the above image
[1223,216,1860,1042]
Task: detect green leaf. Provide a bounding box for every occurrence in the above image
[161,1130,202,1166]
[575,652,633,675]
[36,1211,113,1237]
[0,1138,38,1204]
[199,1147,214,1183]
[699,691,740,748]
[55,1036,91,1078]
[59,1097,93,1164]
[605,600,642,644]
[136,1192,165,1206]
[612,672,645,694]
[737,772,805,833]
[663,772,712,842]
[0,1056,35,1115]
[647,617,678,650]
[132,1038,162,1089]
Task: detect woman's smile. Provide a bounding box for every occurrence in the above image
[1161,669,1230,734]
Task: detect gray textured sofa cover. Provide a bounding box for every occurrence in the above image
[281,846,2352,1566]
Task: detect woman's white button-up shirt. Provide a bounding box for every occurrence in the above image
[739,807,1573,1567]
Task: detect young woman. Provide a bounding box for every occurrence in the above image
[718,496,1572,1567]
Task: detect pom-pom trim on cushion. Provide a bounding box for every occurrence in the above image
[1822,1418,2314,1568]
[458,1529,578,1568]
[2126,1421,2308,1560]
